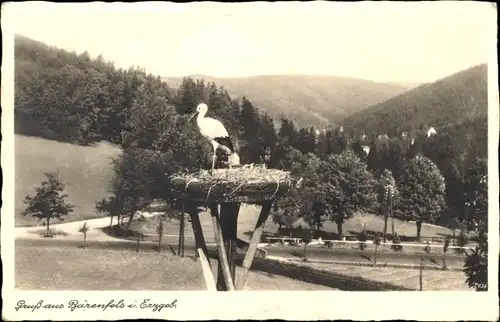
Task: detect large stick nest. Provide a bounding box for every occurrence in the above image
[170,166,294,204]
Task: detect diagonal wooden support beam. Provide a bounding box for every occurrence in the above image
[196,248,217,291]
[218,203,240,289]
[235,238,267,259]
[235,200,273,291]
[209,204,235,291]
[187,205,216,291]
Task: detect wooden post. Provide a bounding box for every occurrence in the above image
[188,205,210,259]
[181,213,185,257]
[178,212,186,257]
[188,204,216,291]
[209,204,235,291]
[383,214,388,243]
[219,203,240,287]
[236,201,272,291]
[419,256,424,291]
[390,193,395,236]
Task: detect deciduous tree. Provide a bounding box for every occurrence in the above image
[317,149,378,239]
[23,172,75,236]
[397,155,446,240]
[463,157,487,230]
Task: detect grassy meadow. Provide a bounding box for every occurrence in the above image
[15,244,333,291]
[15,134,121,226]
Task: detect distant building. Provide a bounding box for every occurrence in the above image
[377,134,389,141]
[426,126,437,137]
[315,129,327,137]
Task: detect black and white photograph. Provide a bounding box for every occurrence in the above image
[1,1,498,321]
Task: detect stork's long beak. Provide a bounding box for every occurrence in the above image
[188,111,198,122]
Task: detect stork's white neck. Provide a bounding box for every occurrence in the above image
[197,110,207,121]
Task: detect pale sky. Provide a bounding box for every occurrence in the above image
[5,1,496,83]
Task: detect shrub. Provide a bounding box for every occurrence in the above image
[373,233,382,266]
[358,229,368,250]
[464,226,488,291]
[391,233,403,252]
[78,222,90,248]
[455,230,468,254]
[424,241,431,253]
[442,235,450,269]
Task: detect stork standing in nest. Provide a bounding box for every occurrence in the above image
[188,103,240,174]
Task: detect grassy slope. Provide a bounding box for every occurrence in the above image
[163,75,410,128]
[15,134,121,226]
[341,63,488,136]
[15,244,332,291]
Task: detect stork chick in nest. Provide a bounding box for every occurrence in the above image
[188,103,240,174]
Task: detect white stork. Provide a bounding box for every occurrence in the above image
[188,103,240,173]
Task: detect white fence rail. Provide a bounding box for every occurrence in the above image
[264,237,475,250]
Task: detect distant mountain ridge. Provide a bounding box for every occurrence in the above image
[341,63,488,137]
[162,74,412,128]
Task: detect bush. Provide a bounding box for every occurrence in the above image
[391,233,403,252]
[442,235,450,269]
[464,227,488,291]
[455,230,468,254]
[443,235,450,253]
[358,229,368,250]
[424,241,431,253]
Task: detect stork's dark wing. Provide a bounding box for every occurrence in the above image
[214,136,234,152]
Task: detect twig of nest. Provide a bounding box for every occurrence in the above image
[170,166,295,203]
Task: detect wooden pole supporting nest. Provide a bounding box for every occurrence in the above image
[170,166,293,291]
[177,212,185,257]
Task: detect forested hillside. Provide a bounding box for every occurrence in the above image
[163,74,410,128]
[339,62,489,227]
[342,63,488,137]
[15,35,174,145]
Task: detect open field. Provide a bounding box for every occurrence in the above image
[15,134,121,226]
[15,243,333,291]
[16,239,468,291]
[12,240,412,291]
[292,261,472,291]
